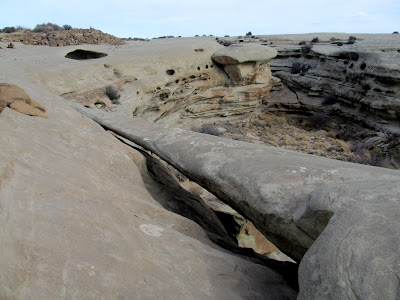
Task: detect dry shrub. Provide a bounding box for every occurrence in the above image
[105,86,120,103]
[197,124,223,136]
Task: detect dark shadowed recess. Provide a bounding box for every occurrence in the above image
[65,49,108,60]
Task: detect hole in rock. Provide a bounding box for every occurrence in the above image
[197,66,201,70]
[65,49,107,60]
[205,65,209,69]
[360,63,367,70]
[194,48,204,52]
[166,69,175,75]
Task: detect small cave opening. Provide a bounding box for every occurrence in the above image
[166,69,175,75]
[65,49,108,60]
[360,63,367,70]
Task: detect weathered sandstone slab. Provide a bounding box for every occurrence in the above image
[0,82,297,299]
[76,107,400,299]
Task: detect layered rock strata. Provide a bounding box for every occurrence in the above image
[76,107,400,300]
[217,34,400,135]
[51,41,276,123]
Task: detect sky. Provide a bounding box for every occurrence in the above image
[1,0,399,38]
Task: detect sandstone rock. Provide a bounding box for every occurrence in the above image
[0,85,296,299]
[75,107,400,300]
[212,44,277,65]
[0,83,47,118]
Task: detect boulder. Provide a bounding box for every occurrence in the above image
[75,107,400,300]
[0,83,47,118]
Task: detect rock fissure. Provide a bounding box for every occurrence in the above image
[108,130,300,290]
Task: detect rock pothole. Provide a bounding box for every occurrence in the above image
[65,49,108,60]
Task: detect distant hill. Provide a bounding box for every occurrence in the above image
[0,28,124,46]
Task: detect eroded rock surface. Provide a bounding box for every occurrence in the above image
[217,34,400,133]
[0,83,297,299]
[212,44,277,85]
[76,107,400,300]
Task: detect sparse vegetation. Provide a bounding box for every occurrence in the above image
[1,23,74,34]
[322,93,337,106]
[246,31,252,36]
[33,22,63,33]
[347,36,357,44]
[311,37,319,43]
[197,124,223,136]
[291,62,310,75]
[299,41,306,45]
[105,86,120,103]
[308,113,328,129]
[301,45,312,54]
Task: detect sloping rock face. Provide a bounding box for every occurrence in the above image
[76,108,400,300]
[0,83,47,117]
[0,83,297,299]
[0,29,124,46]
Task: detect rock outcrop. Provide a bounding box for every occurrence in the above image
[30,39,276,123]
[212,44,277,85]
[217,34,400,134]
[0,83,47,118]
[0,83,297,299]
[215,34,400,168]
[75,107,400,300]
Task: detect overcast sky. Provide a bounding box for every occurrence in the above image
[1,0,399,38]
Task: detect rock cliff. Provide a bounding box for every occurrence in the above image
[217,33,400,168]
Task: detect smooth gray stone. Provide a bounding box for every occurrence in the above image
[76,106,400,300]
